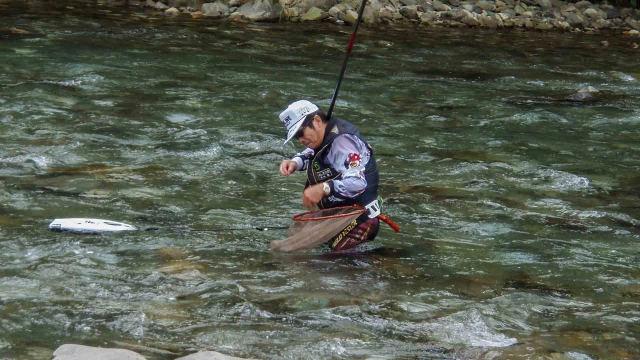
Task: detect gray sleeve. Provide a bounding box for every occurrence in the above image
[324,134,371,198]
[291,148,315,171]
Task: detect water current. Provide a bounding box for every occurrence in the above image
[1,2,639,359]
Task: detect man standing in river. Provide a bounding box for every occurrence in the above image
[277,100,381,252]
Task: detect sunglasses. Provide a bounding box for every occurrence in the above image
[294,115,314,139]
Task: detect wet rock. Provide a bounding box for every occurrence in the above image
[564,12,585,27]
[419,10,437,23]
[514,3,526,15]
[164,7,180,15]
[344,9,358,24]
[362,0,382,24]
[544,216,589,231]
[399,5,419,20]
[158,260,207,275]
[235,0,282,21]
[503,271,571,297]
[53,344,146,360]
[451,346,493,360]
[617,284,640,299]
[432,0,450,11]
[155,1,169,10]
[0,216,25,228]
[627,18,640,31]
[460,9,480,26]
[202,1,230,17]
[302,6,325,21]
[379,6,396,22]
[476,1,494,12]
[157,247,188,261]
[573,0,592,10]
[175,351,259,359]
[535,0,552,9]
[567,86,599,102]
[625,29,640,37]
[480,13,501,28]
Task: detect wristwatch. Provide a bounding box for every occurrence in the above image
[322,182,331,196]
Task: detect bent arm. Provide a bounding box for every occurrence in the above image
[291,148,315,171]
[325,135,371,198]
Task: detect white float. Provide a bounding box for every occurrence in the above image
[48,218,138,234]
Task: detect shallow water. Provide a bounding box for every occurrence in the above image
[1,3,640,359]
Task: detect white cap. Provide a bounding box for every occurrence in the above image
[279,100,319,145]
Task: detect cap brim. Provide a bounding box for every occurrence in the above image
[283,118,305,145]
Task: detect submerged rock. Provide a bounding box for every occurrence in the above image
[567,86,600,102]
[176,350,259,359]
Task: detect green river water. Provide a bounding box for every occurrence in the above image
[1,3,639,359]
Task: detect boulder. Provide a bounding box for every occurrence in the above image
[236,0,282,21]
[379,7,395,22]
[589,18,609,29]
[164,6,180,15]
[281,0,337,12]
[583,8,599,19]
[344,9,359,23]
[568,86,599,102]
[432,0,451,11]
[175,350,259,360]
[535,21,554,30]
[155,1,169,10]
[202,1,230,16]
[573,0,592,9]
[399,5,419,19]
[460,9,480,26]
[565,12,585,26]
[627,18,640,31]
[53,345,146,360]
[476,1,494,12]
[535,0,552,9]
[302,6,325,20]
[419,10,437,23]
[478,15,502,29]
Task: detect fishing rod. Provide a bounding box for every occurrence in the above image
[326,0,368,120]
[48,2,369,236]
[48,218,288,235]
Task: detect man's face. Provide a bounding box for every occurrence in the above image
[296,115,324,150]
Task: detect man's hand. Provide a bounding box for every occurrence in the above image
[302,183,325,209]
[279,159,297,176]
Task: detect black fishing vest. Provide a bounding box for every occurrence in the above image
[306,118,379,209]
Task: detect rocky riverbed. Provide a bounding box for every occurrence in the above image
[12,0,640,37]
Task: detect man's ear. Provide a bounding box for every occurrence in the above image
[313,115,323,127]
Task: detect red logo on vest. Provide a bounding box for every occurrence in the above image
[347,153,362,168]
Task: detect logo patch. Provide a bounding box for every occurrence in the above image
[345,152,362,168]
[283,115,292,126]
[313,162,321,171]
[327,195,342,203]
[317,168,332,180]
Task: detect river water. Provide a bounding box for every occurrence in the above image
[1,3,639,359]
